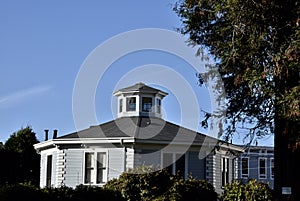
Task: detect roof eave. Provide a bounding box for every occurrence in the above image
[34,137,136,152]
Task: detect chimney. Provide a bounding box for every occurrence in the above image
[44,129,49,141]
[53,129,58,139]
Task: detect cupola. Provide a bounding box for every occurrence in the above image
[113,82,168,118]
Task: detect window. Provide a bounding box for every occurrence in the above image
[142,97,152,112]
[84,153,95,184]
[127,97,136,111]
[270,158,274,179]
[119,98,123,113]
[241,157,249,178]
[46,155,52,187]
[84,152,107,184]
[221,157,230,186]
[162,153,185,177]
[156,98,161,113]
[97,152,106,183]
[259,158,266,179]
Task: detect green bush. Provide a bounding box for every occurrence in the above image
[0,183,45,201]
[104,166,218,201]
[104,166,173,201]
[167,176,218,201]
[0,183,124,201]
[220,179,273,201]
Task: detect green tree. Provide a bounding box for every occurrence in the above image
[1,126,40,185]
[174,0,299,199]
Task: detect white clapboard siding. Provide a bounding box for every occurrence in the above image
[188,151,206,180]
[125,147,134,171]
[64,149,84,188]
[108,148,125,180]
[56,149,66,187]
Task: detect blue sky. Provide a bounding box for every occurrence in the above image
[0,1,273,146]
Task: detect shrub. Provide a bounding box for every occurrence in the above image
[0,183,45,201]
[42,186,74,201]
[0,183,124,201]
[104,166,173,201]
[104,165,218,201]
[72,185,125,201]
[220,179,273,201]
[167,176,218,201]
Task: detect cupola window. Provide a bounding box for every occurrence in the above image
[127,97,136,111]
[119,99,123,113]
[156,98,161,113]
[142,97,152,112]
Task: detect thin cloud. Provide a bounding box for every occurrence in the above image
[0,85,52,109]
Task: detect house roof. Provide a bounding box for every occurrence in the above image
[54,117,241,151]
[113,82,168,96]
[58,117,206,143]
[35,116,242,153]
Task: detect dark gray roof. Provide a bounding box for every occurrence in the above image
[113,82,168,96]
[58,117,217,144]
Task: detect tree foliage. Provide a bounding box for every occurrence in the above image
[220,179,273,201]
[174,0,299,144]
[0,126,40,185]
[103,166,218,201]
[0,184,124,201]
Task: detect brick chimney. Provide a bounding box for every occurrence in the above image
[53,129,58,139]
[44,129,49,141]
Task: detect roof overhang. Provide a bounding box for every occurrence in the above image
[34,137,135,152]
[34,136,244,154]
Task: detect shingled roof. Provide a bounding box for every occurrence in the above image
[113,82,168,96]
[58,116,216,144]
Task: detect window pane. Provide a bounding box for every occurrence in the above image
[259,158,266,178]
[142,97,152,112]
[242,158,248,176]
[85,153,94,184]
[127,97,136,111]
[226,158,229,185]
[221,157,229,186]
[119,99,123,113]
[46,155,52,187]
[97,152,106,183]
[156,99,161,113]
[271,158,274,179]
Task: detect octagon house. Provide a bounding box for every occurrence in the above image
[34,82,243,193]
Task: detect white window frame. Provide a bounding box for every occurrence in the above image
[221,156,230,186]
[241,157,249,179]
[258,157,267,179]
[270,158,274,180]
[83,150,108,185]
[161,152,187,178]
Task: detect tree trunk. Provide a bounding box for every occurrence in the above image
[274,70,300,200]
[274,120,300,200]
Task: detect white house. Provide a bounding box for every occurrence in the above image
[34,82,243,193]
